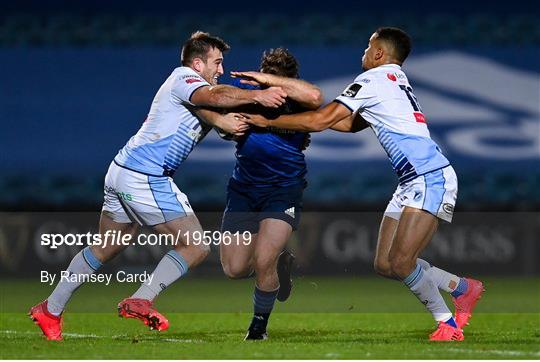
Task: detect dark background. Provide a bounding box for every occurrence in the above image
[1,0,538,276]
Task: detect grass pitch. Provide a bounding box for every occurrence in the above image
[1,277,539,359]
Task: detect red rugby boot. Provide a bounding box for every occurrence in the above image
[28,300,63,341]
[117,298,169,331]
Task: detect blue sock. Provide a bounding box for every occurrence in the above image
[451,278,469,298]
[444,316,458,328]
[250,286,278,331]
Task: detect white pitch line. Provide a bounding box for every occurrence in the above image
[0,330,201,343]
[3,330,538,355]
[429,347,540,358]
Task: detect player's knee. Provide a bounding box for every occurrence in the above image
[196,244,211,259]
[222,262,250,279]
[373,258,393,278]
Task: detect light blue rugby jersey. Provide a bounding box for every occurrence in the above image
[335,64,450,184]
[114,67,212,176]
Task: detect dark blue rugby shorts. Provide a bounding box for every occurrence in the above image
[221,178,304,233]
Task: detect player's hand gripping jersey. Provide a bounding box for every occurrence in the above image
[114,67,213,177]
[335,64,449,184]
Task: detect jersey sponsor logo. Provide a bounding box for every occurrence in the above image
[359,78,370,83]
[414,112,427,124]
[185,77,203,84]
[387,73,397,81]
[117,191,133,202]
[341,83,362,97]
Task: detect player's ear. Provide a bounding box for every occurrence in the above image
[192,58,204,72]
[375,47,384,61]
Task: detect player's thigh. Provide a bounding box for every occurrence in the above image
[153,213,203,245]
[92,211,139,262]
[389,206,438,272]
[374,215,399,276]
[220,180,259,273]
[254,218,293,271]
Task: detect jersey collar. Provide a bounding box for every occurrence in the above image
[378,64,402,70]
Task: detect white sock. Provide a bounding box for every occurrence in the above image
[131,250,189,301]
[417,258,461,293]
[403,263,453,322]
[47,247,103,316]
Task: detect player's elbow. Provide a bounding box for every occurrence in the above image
[306,88,324,109]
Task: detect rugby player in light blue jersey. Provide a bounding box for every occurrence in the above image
[220,48,323,340]
[29,31,288,340]
[242,28,484,341]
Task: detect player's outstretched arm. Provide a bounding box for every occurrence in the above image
[191,85,287,109]
[242,101,352,132]
[195,108,249,136]
[331,113,370,133]
[231,71,323,110]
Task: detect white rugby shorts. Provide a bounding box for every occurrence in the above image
[102,161,193,226]
[384,166,458,223]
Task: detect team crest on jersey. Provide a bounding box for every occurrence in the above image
[341,83,362,97]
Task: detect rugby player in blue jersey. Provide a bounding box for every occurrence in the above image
[242,28,484,341]
[218,48,323,340]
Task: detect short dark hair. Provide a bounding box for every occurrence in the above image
[260,47,299,78]
[375,27,412,64]
[181,31,230,66]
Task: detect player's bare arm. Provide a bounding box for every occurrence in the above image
[231,71,323,110]
[190,84,287,109]
[194,108,249,136]
[330,113,370,133]
[242,101,352,132]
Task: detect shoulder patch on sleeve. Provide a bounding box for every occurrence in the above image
[181,74,204,84]
[341,83,362,98]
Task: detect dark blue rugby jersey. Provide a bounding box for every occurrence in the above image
[230,79,308,187]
